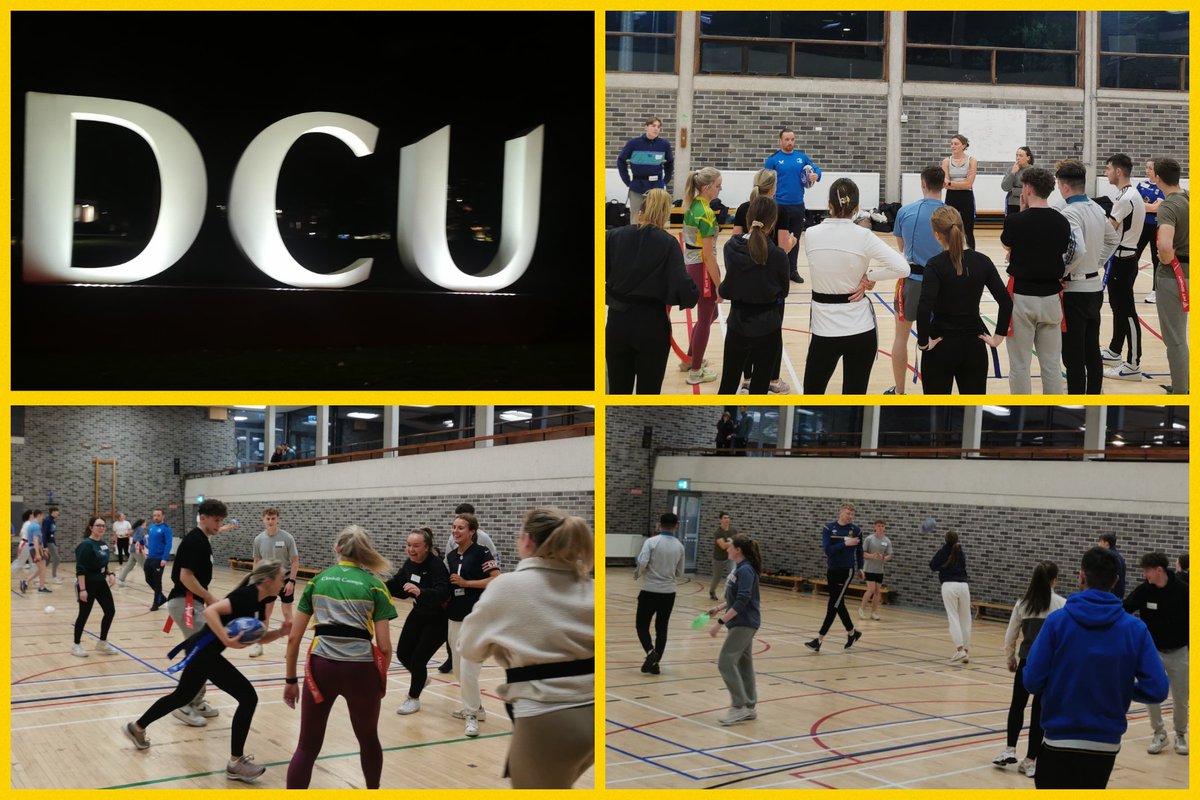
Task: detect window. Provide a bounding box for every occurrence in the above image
[494,406,594,435]
[1100,12,1188,91]
[231,408,266,468]
[791,407,864,451]
[878,407,965,453]
[277,406,318,461]
[979,405,1086,450]
[606,11,677,73]
[329,406,384,457]
[906,12,1080,86]
[1105,406,1188,452]
[395,406,474,446]
[699,12,885,79]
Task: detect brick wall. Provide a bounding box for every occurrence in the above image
[606,89,679,168]
[1096,100,1190,177]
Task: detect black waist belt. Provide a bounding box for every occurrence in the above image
[684,243,701,250]
[314,624,371,640]
[811,292,854,304]
[908,262,925,276]
[1067,271,1099,281]
[505,657,594,684]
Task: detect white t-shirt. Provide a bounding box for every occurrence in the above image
[804,218,910,337]
[112,520,132,540]
[1109,184,1147,256]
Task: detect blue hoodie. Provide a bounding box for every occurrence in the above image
[724,559,761,630]
[822,521,863,572]
[1023,588,1168,747]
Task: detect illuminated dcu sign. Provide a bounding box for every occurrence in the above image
[22,92,544,291]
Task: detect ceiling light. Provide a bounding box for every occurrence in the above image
[347,412,380,420]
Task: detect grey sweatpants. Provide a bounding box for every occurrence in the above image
[709,559,733,596]
[508,704,594,788]
[1147,646,1189,736]
[1007,293,1064,394]
[1156,271,1189,393]
[718,625,758,709]
[167,595,208,707]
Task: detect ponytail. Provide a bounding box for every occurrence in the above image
[684,167,721,208]
[748,168,777,204]
[930,205,967,274]
[745,196,778,267]
[522,507,594,578]
[944,530,962,568]
[730,533,762,574]
[828,177,859,219]
[1020,560,1058,616]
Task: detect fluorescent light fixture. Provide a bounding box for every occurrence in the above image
[346,412,380,420]
[442,420,455,428]
[232,415,248,422]
[234,405,266,410]
[499,410,532,422]
[1057,405,1084,410]
[982,406,1010,417]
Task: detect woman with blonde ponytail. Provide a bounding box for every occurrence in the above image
[717,196,791,394]
[915,206,1012,394]
[680,167,724,385]
[459,508,594,788]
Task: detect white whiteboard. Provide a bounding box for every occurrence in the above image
[958,108,1027,163]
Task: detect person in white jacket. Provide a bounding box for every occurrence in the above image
[993,560,1067,780]
[458,508,594,789]
[803,177,910,393]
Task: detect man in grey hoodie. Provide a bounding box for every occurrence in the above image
[634,513,686,675]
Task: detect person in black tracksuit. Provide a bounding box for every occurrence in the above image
[718,196,792,394]
[606,188,700,394]
[387,528,451,715]
[805,503,864,652]
[917,205,1013,394]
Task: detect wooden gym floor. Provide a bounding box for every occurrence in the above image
[10,566,594,789]
[657,227,1172,395]
[605,568,1187,789]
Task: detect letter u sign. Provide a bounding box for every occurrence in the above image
[22,92,544,291]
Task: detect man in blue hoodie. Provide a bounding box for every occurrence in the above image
[1023,546,1169,788]
[804,502,864,652]
[616,116,674,223]
[764,126,821,284]
[145,508,174,611]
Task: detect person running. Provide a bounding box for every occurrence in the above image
[249,507,300,658]
[764,126,821,284]
[993,560,1066,779]
[859,519,893,620]
[708,512,736,601]
[930,530,971,663]
[634,512,686,673]
[437,503,499,675]
[916,205,1011,394]
[1100,153,1147,382]
[1001,146,1035,217]
[459,508,595,789]
[112,511,132,566]
[680,167,723,385]
[284,526,397,789]
[941,134,978,249]
[13,509,49,594]
[805,502,864,652]
[803,178,910,394]
[616,115,674,222]
[117,518,147,585]
[446,512,501,737]
[1135,159,1166,304]
[707,533,762,726]
[72,516,117,657]
[26,509,51,594]
[124,560,288,782]
[145,508,172,611]
[386,527,450,716]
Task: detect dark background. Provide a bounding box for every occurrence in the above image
[11,11,594,389]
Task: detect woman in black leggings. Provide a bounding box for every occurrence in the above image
[387,527,451,715]
[123,560,289,783]
[73,517,118,658]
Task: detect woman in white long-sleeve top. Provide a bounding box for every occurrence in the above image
[802,178,910,394]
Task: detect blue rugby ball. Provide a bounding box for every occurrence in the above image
[226,617,265,643]
[919,518,938,534]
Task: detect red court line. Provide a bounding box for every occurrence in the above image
[1139,316,1165,342]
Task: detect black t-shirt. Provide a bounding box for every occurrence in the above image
[917,250,1013,345]
[605,224,701,309]
[387,555,451,617]
[1001,207,1071,296]
[1124,573,1189,651]
[733,202,791,234]
[169,527,214,601]
[182,582,267,657]
[445,542,499,621]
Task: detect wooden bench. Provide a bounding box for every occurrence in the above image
[761,574,805,592]
[807,578,896,605]
[972,601,1014,621]
[229,558,319,581]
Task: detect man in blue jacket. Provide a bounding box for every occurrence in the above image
[145,508,174,611]
[616,116,674,223]
[1023,546,1169,788]
[805,502,864,652]
[764,126,821,283]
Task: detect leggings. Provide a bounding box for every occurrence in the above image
[818,569,856,636]
[606,304,671,394]
[804,329,877,394]
[74,580,115,644]
[920,335,988,394]
[685,262,719,370]
[144,560,166,608]
[1006,658,1044,758]
[508,704,595,788]
[137,647,258,757]
[1035,742,1116,789]
[116,537,130,564]
[719,328,779,394]
[287,655,384,788]
[944,189,976,250]
[396,611,448,699]
[635,590,676,659]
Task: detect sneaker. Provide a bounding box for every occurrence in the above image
[193,701,219,718]
[744,707,758,720]
[172,707,207,727]
[37,587,52,593]
[768,379,791,395]
[686,367,718,385]
[95,640,118,655]
[845,630,862,649]
[950,650,967,662]
[397,697,421,715]
[124,721,150,750]
[1104,362,1143,381]
[1018,758,1036,778]
[640,650,660,674]
[1175,733,1188,755]
[709,593,718,601]
[790,271,805,284]
[71,643,88,658]
[871,613,881,621]
[225,754,266,783]
[20,579,27,594]
[437,660,454,674]
[858,608,867,619]
[1148,730,1169,754]
[719,707,754,726]
[648,661,661,675]
[1099,347,1123,365]
[804,638,821,652]
[248,643,263,658]
[464,713,479,737]
[993,747,1017,767]
[452,707,487,722]
[736,385,750,395]
[53,577,63,584]
[882,387,897,395]
[1145,291,1157,304]
[680,359,709,372]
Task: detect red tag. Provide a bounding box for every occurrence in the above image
[896,277,905,319]
[184,591,194,629]
[702,269,712,299]
[1170,258,1189,312]
[1006,276,1015,336]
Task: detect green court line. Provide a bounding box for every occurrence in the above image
[104,732,511,788]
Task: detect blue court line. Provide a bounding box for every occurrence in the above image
[606,742,708,781]
[13,668,153,686]
[80,630,178,681]
[604,718,750,771]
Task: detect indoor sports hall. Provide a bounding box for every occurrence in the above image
[605,404,1188,788]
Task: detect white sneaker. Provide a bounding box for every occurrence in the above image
[719,706,754,726]
[993,747,1017,767]
[452,707,486,721]
[172,707,208,727]
[744,707,757,720]
[871,612,881,620]
[71,643,88,658]
[858,608,867,619]
[1019,758,1036,778]
[397,697,421,715]
[768,379,791,395]
[464,713,479,737]
[192,701,219,718]
[95,640,118,655]
[1148,730,1169,754]
[53,577,63,584]
[1104,362,1143,381]
[950,650,967,662]
[1099,347,1123,365]
[1175,733,1188,755]
[1145,291,1157,303]
[248,643,263,658]
[686,367,718,385]
[225,754,266,783]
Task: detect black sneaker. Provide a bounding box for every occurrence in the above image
[845,630,862,649]
[640,650,660,674]
[437,660,454,674]
[790,271,805,284]
[709,593,718,601]
[648,661,661,675]
[804,638,821,652]
[19,579,27,594]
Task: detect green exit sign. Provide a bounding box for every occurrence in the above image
[677,479,690,490]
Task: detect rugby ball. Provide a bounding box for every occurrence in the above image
[226,616,265,643]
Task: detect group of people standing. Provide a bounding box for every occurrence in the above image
[609,116,1189,395]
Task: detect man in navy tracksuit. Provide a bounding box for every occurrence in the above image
[1023,546,1168,789]
[1097,532,1127,597]
[805,502,864,652]
[616,116,674,223]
